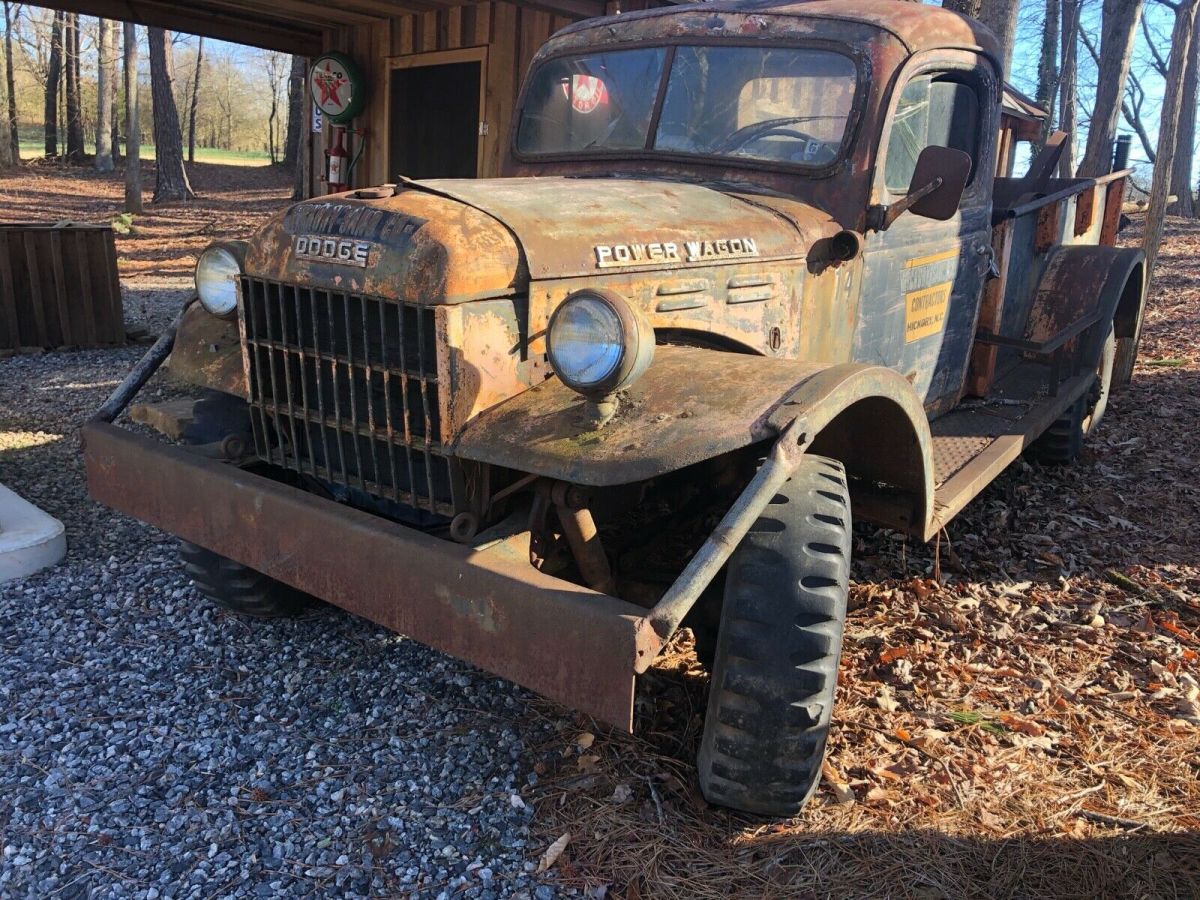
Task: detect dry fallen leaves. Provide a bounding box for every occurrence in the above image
[536,832,571,874]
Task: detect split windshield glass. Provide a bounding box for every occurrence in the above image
[517,45,858,167]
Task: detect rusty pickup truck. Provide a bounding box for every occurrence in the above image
[84,0,1145,816]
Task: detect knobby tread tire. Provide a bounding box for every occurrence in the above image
[180,542,307,618]
[1030,325,1115,465]
[697,454,852,817]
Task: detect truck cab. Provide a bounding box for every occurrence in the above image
[86,0,1147,817]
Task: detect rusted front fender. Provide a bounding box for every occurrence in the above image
[454,345,934,536]
[166,301,248,399]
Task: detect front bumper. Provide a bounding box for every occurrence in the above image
[82,422,650,729]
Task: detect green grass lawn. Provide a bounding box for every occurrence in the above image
[18,139,271,167]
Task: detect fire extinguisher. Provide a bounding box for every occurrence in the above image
[326,125,349,194]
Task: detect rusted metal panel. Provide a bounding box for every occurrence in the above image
[435,298,536,439]
[964,220,1014,397]
[1034,202,1060,253]
[0,223,123,351]
[1074,185,1096,237]
[167,301,248,398]
[82,421,644,730]
[455,345,827,485]
[418,177,814,280]
[1099,176,1128,247]
[455,345,935,533]
[1024,245,1147,368]
[245,192,524,306]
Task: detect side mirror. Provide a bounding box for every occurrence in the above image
[907,145,971,220]
[869,145,972,231]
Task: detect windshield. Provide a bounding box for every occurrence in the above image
[516,45,858,167]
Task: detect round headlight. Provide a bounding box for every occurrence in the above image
[195,243,245,317]
[546,289,654,398]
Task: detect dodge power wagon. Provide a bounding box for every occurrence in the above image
[85,0,1146,815]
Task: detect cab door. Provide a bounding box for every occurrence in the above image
[855,55,999,416]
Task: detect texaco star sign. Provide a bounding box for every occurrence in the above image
[309,53,366,125]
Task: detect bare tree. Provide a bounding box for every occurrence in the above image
[1080,28,1158,163]
[3,2,18,163]
[265,51,289,164]
[187,36,203,164]
[64,12,83,160]
[124,21,142,213]
[1169,10,1200,216]
[44,11,62,157]
[283,55,305,168]
[942,0,1020,71]
[95,18,114,172]
[149,27,194,202]
[0,48,9,166]
[1058,0,1081,176]
[1079,0,1143,176]
[1144,0,1200,273]
[1036,0,1061,145]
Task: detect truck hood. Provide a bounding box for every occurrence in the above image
[246,177,833,303]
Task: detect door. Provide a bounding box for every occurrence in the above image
[388,52,485,180]
[855,59,998,416]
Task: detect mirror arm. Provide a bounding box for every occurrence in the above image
[865,176,944,233]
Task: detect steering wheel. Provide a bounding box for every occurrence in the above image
[716,116,833,163]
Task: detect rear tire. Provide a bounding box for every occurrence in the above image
[1031,325,1115,465]
[180,542,308,618]
[697,455,851,817]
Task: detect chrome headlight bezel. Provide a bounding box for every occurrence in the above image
[194,241,247,318]
[546,288,654,399]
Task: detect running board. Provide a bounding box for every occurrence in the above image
[925,367,1093,539]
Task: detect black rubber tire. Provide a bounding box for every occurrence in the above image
[697,454,851,817]
[1031,325,1115,465]
[180,542,308,618]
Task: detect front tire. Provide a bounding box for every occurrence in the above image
[697,455,851,816]
[180,542,308,618]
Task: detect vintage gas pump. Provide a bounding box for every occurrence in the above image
[326,126,350,193]
[309,52,367,195]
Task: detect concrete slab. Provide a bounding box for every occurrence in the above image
[0,483,67,583]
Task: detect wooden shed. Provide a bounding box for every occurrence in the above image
[36,0,672,194]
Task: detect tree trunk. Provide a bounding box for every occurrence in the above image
[1115,0,1200,386]
[112,24,122,165]
[45,12,63,158]
[3,2,18,163]
[1036,0,1060,146]
[979,0,1020,73]
[1079,0,1143,176]
[1145,0,1200,277]
[1058,0,1080,176]
[148,27,194,203]
[0,58,9,167]
[268,84,278,164]
[65,13,84,161]
[188,36,203,165]
[942,0,1018,73]
[284,55,305,170]
[125,22,143,213]
[1169,12,1200,217]
[942,0,982,17]
[96,19,115,173]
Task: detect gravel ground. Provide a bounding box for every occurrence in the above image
[0,288,563,898]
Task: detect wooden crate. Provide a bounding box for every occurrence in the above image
[0,223,125,351]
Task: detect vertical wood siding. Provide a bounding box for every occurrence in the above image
[316,1,591,192]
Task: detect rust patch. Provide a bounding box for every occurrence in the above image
[166,302,247,398]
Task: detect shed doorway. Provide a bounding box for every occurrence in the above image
[388,49,487,181]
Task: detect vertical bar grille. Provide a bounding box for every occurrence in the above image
[242,277,453,516]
